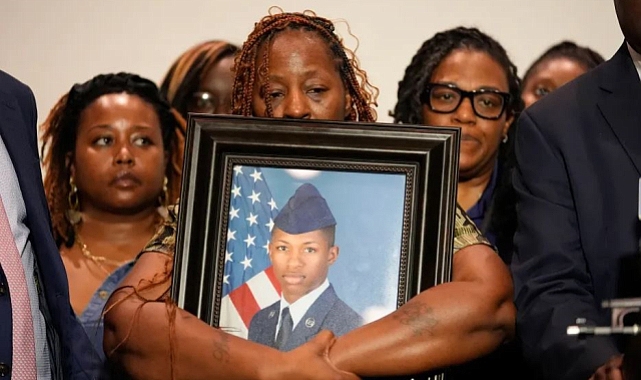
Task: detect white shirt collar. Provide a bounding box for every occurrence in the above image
[627,42,641,82]
[277,278,330,332]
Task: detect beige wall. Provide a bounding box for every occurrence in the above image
[0,0,623,125]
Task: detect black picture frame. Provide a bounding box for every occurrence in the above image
[171,114,460,380]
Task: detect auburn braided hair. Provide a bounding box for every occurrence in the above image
[40,72,186,248]
[231,9,378,121]
[105,12,378,378]
[160,40,239,119]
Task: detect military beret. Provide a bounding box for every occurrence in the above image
[274,183,336,234]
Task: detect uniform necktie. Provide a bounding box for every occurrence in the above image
[0,195,36,378]
[275,307,293,350]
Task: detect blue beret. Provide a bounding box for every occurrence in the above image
[274,183,336,234]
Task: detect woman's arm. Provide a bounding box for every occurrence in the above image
[103,252,358,380]
[329,243,515,376]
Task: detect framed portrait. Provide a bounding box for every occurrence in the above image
[172,114,459,380]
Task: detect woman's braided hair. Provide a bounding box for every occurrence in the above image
[392,26,523,125]
[231,9,378,121]
[160,40,239,119]
[40,72,186,247]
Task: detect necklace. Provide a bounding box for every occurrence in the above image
[75,232,130,275]
[71,210,165,275]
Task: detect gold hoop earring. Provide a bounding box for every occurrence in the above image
[158,176,169,207]
[157,176,170,219]
[66,176,82,225]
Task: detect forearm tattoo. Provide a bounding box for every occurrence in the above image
[393,302,438,337]
[212,332,230,363]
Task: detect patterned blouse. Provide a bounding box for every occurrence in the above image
[141,203,493,257]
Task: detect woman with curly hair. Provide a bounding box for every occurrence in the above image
[40,72,185,377]
[160,40,239,118]
[104,12,513,380]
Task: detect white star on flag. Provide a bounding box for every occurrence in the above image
[250,169,263,183]
[221,166,282,332]
[244,234,256,247]
[241,256,253,270]
[231,184,241,198]
[248,190,261,204]
[246,213,258,226]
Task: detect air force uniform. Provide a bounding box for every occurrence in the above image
[247,183,362,351]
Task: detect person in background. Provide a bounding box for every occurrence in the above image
[511,0,641,378]
[0,69,101,379]
[392,27,525,379]
[104,11,513,380]
[40,72,185,377]
[160,40,239,118]
[393,27,523,264]
[521,40,604,108]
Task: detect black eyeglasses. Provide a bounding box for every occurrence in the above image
[420,83,511,120]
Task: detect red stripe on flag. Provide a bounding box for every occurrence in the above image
[229,283,260,327]
[265,266,282,295]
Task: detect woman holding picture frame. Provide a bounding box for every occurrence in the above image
[103,9,515,380]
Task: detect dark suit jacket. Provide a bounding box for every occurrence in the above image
[0,70,100,379]
[511,43,641,380]
[248,284,362,352]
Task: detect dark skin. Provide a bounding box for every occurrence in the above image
[614,0,641,54]
[64,93,167,315]
[329,241,514,376]
[104,28,515,379]
[190,55,236,115]
[422,49,513,211]
[103,30,361,380]
[521,58,588,109]
[104,253,358,380]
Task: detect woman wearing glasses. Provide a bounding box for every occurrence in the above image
[392,26,525,379]
[393,26,523,264]
[160,40,239,119]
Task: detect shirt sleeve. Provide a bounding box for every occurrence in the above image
[453,203,494,254]
[138,204,179,258]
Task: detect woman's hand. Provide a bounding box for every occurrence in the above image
[262,330,360,380]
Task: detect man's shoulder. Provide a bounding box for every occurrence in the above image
[251,301,279,322]
[524,49,629,121]
[322,286,362,322]
[0,70,34,105]
[528,66,600,117]
[518,61,613,142]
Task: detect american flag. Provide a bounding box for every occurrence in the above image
[220,165,282,338]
